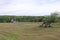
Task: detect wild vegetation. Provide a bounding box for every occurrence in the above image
[0,16,44,22]
[0,16,59,23]
[40,12,60,27]
[0,12,60,23]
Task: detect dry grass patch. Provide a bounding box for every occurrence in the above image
[0,22,60,40]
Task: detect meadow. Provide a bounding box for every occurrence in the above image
[0,22,60,40]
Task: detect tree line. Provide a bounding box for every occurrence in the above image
[0,16,44,22]
[0,16,59,23]
[0,12,60,23]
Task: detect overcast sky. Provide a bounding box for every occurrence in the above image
[0,0,60,16]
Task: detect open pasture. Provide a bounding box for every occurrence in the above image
[0,22,60,40]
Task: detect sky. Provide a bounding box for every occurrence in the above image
[0,0,60,16]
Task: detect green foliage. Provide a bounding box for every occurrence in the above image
[0,14,60,23]
[0,16,44,22]
[42,12,60,23]
[49,12,60,23]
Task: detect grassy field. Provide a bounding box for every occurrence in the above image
[0,22,60,40]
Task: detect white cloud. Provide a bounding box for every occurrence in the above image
[0,0,60,16]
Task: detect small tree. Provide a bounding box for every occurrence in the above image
[40,12,59,28]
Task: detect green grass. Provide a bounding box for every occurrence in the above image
[0,31,20,40]
[0,22,60,40]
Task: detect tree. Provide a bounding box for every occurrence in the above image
[40,12,59,28]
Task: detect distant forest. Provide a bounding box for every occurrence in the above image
[0,16,60,23]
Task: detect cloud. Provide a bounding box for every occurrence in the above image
[0,0,60,16]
